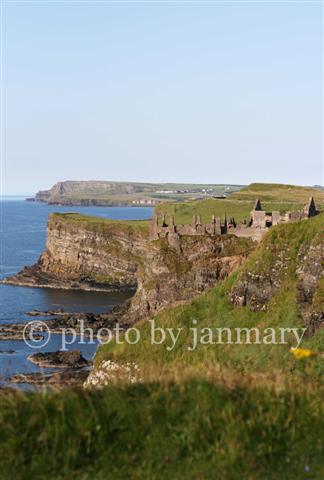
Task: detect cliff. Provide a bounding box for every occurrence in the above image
[130,234,253,321]
[91,212,323,394]
[3,213,254,319]
[4,214,149,292]
[230,214,324,330]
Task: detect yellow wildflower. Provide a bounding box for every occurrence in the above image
[290,347,315,360]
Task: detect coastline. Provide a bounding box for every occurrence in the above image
[1,265,137,293]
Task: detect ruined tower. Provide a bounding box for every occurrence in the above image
[251,199,266,228]
[304,197,317,218]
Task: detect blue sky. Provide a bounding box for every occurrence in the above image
[2,1,323,194]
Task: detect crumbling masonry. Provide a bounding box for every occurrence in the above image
[150,197,319,245]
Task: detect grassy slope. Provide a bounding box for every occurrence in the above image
[96,215,323,373]
[0,207,323,480]
[0,381,323,480]
[230,182,324,202]
[156,183,324,224]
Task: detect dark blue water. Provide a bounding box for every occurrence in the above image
[0,198,153,383]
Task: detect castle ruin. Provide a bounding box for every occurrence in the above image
[150,197,320,245]
[249,197,318,228]
[149,213,228,240]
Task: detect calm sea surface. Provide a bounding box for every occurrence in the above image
[0,198,153,383]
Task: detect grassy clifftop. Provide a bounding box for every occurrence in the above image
[50,212,150,236]
[155,197,308,224]
[155,183,324,224]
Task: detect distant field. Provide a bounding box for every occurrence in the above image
[230,182,324,202]
[156,183,324,224]
[156,198,311,224]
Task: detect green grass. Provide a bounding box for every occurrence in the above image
[230,182,324,202]
[95,280,323,380]
[0,380,323,480]
[50,213,150,235]
[155,198,312,225]
[155,183,324,225]
[240,212,324,276]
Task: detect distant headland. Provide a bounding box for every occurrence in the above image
[27,180,244,206]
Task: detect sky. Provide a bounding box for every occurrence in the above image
[1,1,323,194]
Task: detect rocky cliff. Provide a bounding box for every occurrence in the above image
[129,235,253,321]
[4,214,148,292]
[3,213,254,320]
[230,214,324,330]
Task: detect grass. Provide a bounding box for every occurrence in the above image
[0,380,323,480]
[155,183,324,225]
[155,198,311,225]
[239,212,324,276]
[230,182,324,202]
[50,212,150,235]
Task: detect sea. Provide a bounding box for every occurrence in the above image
[0,197,153,386]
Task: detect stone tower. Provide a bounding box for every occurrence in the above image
[253,199,262,211]
[304,197,317,218]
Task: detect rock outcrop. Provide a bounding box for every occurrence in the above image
[230,215,324,328]
[28,350,91,369]
[3,214,148,292]
[129,235,252,321]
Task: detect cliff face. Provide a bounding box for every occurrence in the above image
[230,215,324,330]
[35,181,152,203]
[38,215,149,290]
[129,235,252,321]
[4,213,254,319]
[5,214,148,291]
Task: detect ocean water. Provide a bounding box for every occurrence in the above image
[0,198,153,383]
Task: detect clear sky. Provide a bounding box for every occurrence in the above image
[2,1,323,194]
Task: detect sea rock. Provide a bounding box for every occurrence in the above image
[7,368,89,387]
[27,350,91,368]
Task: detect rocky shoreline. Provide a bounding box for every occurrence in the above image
[0,303,130,341]
[1,264,136,293]
[7,350,91,387]
[8,368,91,387]
[28,350,91,369]
[0,304,131,389]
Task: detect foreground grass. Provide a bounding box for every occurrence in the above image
[0,380,323,480]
